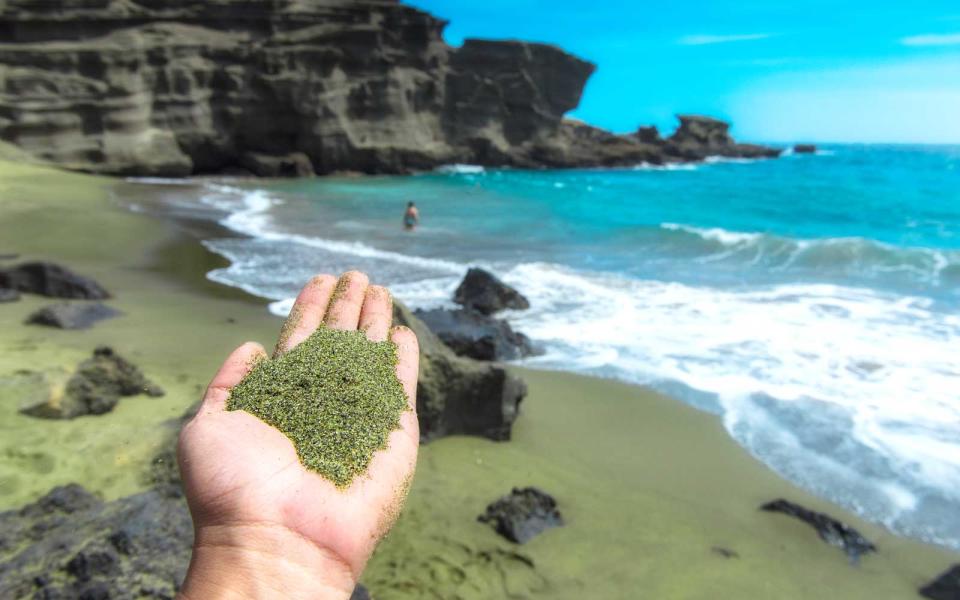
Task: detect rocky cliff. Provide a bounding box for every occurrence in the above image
[0,0,779,176]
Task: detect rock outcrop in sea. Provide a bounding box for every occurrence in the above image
[0,0,779,176]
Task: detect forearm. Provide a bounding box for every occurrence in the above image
[178,524,357,600]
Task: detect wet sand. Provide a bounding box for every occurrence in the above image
[0,160,956,598]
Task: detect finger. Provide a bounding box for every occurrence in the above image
[390,326,419,413]
[199,342,267,415]
[275,274,337,355]
[358,285,393,342]
[323,271,369,331]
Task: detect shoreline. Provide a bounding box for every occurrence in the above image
[1,160,957,597]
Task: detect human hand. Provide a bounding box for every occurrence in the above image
[177,271,419,599]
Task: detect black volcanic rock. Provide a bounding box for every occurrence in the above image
[415,307,537,361]
[634,125,663,144]
[794,144,817,154]
[760,499,876,564]
[0,2,778,175]
[0,262,110,299]
[478,487,563,544]
[0,484,372,600]
[0,484,190,600]
[665,115,782,161]
[454,268,530,315]
[919,564,960,600]
[393,301,526,442]
[19,346,164,419]
[26,302,121,330]
[0,287,19,302]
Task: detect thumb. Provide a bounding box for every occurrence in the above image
[197,342,267,416]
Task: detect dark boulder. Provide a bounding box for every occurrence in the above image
[0,262,110,300]
[919,564,960,600]
[0,483,370,600]
[760,499,876,564]
[478,487,563,544]
[0,482,375,600]
[453,268,530,316]
[19,346,164,419]
[393,301,527,441]
[664,115,782,161]
[26,302,122,330]
[670,114,735,147]
[794,144,817,154]
[0,484,190,600]
[634,125,662,144]
[415,308,537,361]
[0,288,19,302]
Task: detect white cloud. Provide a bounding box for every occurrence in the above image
[901,32,960,46]
[678,33,773,46]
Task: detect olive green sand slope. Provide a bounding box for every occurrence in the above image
[0,160,956,598]
[0,161,280,505]
[371,370,958,599]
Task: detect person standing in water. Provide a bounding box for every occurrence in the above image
[403,201,419,231]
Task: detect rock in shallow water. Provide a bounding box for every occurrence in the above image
[794,144,818,154]
[760,499,876,564]
[415,308,537,361]
[0,262,110,300]
[26,302,122,330]
[453,268,530,316]
[478,487,564,544]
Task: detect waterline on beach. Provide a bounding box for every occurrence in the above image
[123,145,960,551]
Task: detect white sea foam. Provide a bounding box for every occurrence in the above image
[632,162,699,171]
[199,184,464,275]
[493,261,960,547]
[435,164,486,174]
[703,155,762,165]
[661,222,763,245]
[125,176,194,185]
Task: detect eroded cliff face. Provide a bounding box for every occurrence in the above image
[0,0,777,176]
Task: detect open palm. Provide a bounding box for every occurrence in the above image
[177,272,419,599]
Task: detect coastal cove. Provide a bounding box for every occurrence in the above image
[1,159,958,597]
[0,0,956,596]
[122,143,960,556]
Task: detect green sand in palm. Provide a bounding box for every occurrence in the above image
[227,327,407,488]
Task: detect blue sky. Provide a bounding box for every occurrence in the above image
[407,0,960,143]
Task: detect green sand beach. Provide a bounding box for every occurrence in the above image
[1,160,957,598]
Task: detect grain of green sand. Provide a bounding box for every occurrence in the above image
[227,326,407,488]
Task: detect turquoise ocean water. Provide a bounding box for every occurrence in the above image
[132,145,960,550]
